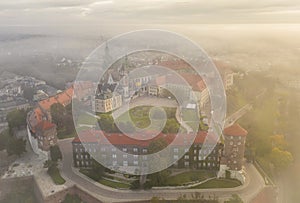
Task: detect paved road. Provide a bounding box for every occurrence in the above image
[225,104,253,127]
[58,139,265,203]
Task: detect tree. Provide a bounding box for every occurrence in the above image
[162,118,180,133]
[148,137,168,154]
[269,147,293,171]
[270,134,288,150]
[0,129,10,151]
[147,169,170,187]
[6,137,27,157]
[6,109,27,130]
[50,103,66,128]
[63,114,75,135]
[50,145,62,161]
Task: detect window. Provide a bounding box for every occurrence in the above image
[112,161,117,166]
[230,141,233,145]
[101,148,106,152]
[237,142,241,145]
[133,148,138,152]
[112,154,117,159]
[123,154,128,159]
[112,148,116,152]
[133,155,138,159]
[123,161,128,166]
[142,149,147,153]
[133,161,138,165]
[143,156,147,160]
[184,161,189,167]
[184,148,189,153]
[184,155,189,159]
[174,148,179,153]
[174,155,179,159]
[234,160,237,164]
[122,148,127,152]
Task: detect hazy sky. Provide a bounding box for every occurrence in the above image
[1,0,300,25]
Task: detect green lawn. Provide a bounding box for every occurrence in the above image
[57,129,76,139]
[99,178,131,189]
[79,169,131,189]
[182,109,199,122]
[77,113,98,126]
[48,167,66,185]
[116,106,151,128]
[165,170,216,186]
[192,178,241,189]
[116,106,178,130]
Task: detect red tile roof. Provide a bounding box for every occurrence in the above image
[54,91,71,106]
[223,124,248,136]
[179,73,207,92]
[28,107,45,133]
[158,60,191,70]
[65,86,74,98]
[38,96,58,111]
[35,120,56,131]
[72,130,219,147]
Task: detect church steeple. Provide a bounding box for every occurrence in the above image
[103,41,112,68]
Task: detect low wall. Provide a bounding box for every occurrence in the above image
[41,185,103,203]
[0,176,34,200]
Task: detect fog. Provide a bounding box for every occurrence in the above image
[1,24,300,88]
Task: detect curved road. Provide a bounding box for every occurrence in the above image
[58,139,265,203]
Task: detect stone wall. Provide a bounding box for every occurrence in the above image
[42,185,103,203]
[0,176,34,201]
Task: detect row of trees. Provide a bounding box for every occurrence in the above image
[50,103,75,137]
[0,109,28,157]
[236,73,293,174]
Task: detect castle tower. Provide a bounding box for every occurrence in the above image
[223,123,248,171]
[218,123,248,184]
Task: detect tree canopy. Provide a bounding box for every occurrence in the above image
[6,137,27,157]
[50,145,62,161]
[6,109,27,130]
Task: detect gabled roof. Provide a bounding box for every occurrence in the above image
[35,120,56,131]
[38,96,58,111]
[65,87,74,98]
[223,123,248,137]
[54,91,71,106]
[72,130,219,146]
[179,73,207,92]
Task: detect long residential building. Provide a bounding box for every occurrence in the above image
[72,130,223,171]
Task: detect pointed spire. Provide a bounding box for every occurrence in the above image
[103,41,112,68]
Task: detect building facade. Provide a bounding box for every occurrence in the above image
[72,130,223,171]
[218,123,248,183]
[35,121,58,151]
[93,93,122,113]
